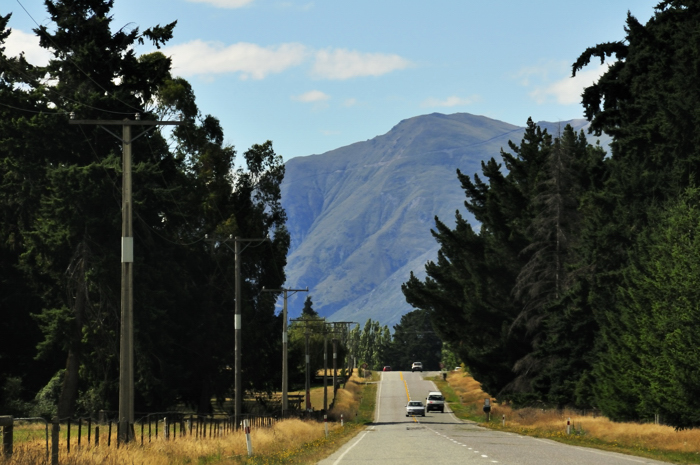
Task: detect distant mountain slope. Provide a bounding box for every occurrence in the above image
[280,113,608,329]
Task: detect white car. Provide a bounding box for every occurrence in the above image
[426,391,445,412]
[406,400,425,416]
[411,362,423,372]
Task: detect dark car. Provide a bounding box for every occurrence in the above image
[382,366,392,371]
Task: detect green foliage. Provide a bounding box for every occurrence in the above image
[0,0,289,418]
[348,319,391,371]
[301,295,318,318]
[384,309,442,370]
[403,122,606,403]
[402,1,700,429]
[288,299,326,386]
[31,370,64,419]
[597,188,700,428]
[571,0,700,426]
[0,376,32,416]
[440,343,461,371]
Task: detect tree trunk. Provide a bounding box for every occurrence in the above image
[57,349,79,418]
[57,243,88,419]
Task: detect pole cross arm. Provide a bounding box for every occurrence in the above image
[69,119,183,125]
[70,119,184,145]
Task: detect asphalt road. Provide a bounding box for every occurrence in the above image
[318,371,672,465]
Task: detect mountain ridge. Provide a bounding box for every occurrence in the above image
[280,112,607,328]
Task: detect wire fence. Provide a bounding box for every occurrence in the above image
[0,409,327,464]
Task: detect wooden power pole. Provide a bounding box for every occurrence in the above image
[262,287,307,414]
[69,114,182,442]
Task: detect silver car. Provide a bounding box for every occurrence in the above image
[406,400,425,417]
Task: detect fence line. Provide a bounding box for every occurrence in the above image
[0,408,331,465]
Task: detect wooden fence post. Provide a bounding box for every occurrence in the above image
[51,418,59,465]
[66,418,71,454]
[0,416,12,457]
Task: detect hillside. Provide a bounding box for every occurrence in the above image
[280,113,608,328]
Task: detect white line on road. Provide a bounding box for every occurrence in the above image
[330,430,371,465]
[374,373,383,420]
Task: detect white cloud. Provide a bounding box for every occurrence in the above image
[312,49,411,80]
[164,40,308,79]
[186,0,255,8]
[343,98,357,107]
[422,95,479,108]
[4,28,52,66]
[162,40,410,81]
[514,60,565,87]
[291,90,330,102]
[518,60,611,105]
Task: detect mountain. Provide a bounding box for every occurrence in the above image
[280,113,609,329]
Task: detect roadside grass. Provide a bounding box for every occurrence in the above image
[434,371,700,465]
[0,373,378,465]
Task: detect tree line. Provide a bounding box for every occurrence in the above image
[0,0,290,418]
[403,0,700,429]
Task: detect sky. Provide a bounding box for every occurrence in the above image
[5,0,660,162]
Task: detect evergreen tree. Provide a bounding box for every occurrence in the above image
[510,127,606,405]
[601,188,700,428]
[403,119,550,397]
[0,0,289,416]
[0,12,55,412]
[288,297,325,388]
[301,295,318,318]
[573,0,700,423]
[385,309,442,371]
[403,120,606,403]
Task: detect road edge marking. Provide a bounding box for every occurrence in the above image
[331,430,371,465]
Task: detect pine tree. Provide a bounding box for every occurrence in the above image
[403,119,550,397]
[600,188,700,428]
[573,0,700,423]
[510,127,606,405]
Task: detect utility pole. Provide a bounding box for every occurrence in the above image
[325,322,355,396]
[261,287,307,414]
[69,114,182,443]
[233,236,267,428]
[323,329,328,411]
[291,317,325,412]
[304,328,311,410]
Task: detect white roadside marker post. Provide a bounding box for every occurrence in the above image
[244,419,253,456]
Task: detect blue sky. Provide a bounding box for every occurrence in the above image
[6,0,659,162]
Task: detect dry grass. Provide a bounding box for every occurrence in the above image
[1,418,340,465]
[441,371,700,463]
[1,374,374,465]
[445,371,489,405]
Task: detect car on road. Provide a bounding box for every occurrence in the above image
[411,361,422,372]
[425,391,445,412]
[382,366,392,371]
[406,400,425,417]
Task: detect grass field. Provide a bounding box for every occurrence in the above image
[436,371,700,465]
[0,373,379,465]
